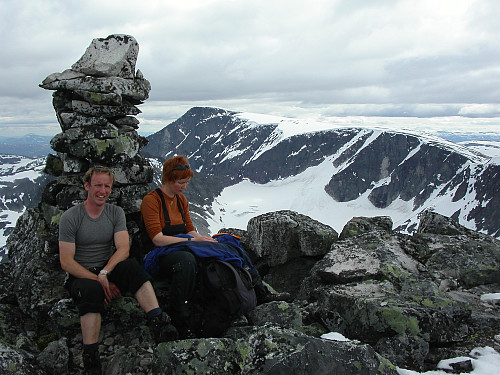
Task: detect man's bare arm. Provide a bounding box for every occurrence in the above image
[101,230,130,273]
[59,241,98,280]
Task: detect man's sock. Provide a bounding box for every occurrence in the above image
[83,342,99,354]
[147,307,162,319]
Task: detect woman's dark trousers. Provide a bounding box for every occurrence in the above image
[158,250,198,333]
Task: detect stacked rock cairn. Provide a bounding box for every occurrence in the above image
[39,34,152,244]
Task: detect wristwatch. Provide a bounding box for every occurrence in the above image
[99,269,108,276]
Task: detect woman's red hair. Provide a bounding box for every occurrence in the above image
[162,155,194,184]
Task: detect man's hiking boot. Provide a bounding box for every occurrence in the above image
[148,313,179,343]
[82,349,102,375]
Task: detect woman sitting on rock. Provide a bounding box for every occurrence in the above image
[140,155,289,338]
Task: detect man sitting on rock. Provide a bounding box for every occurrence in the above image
[58,166,176,375]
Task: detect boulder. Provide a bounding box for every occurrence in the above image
[246,301,303,330]
[246,210,338,296]
[36,338,69,374]
[71,34,139,79]
[0,343,39,375]
[152,326,398,375]
[247,210,338,266]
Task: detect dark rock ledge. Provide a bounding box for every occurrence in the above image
[1,209,499,374]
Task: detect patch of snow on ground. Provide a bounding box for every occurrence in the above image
[397,346,500,375]
[480,293,500,302]
[320,332,351,342]
[321,332,500,375]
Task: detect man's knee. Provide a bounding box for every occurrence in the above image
[70,279,105,316]
[111,258,151,295]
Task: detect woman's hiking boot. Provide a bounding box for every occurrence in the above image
[254,281,292,304]
[258,291,292,304]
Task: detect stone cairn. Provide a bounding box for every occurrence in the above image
[39,34,152,241]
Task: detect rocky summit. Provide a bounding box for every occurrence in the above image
[2,208,500,374]
[0,35,499,374]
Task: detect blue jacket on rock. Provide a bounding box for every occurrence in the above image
[143,234,258,278]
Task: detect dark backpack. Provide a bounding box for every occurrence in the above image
[195,259,257,337]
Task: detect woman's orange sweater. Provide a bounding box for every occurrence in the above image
[140,189,195,240]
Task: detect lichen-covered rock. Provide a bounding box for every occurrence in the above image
[152,327,398,375]
[417,210,466,236]
[6,208,66,318]
[0,343,41,375]
[293,214,499,369]
[71,34,139,79]
[36,337,69,374]
[232,326,398,375]
[48,298,79,332]
[339,216,393,240]
[313,283,470,343]
[152,338,242,375]
[246,301,303,330]
[41,73,151,102]
[105,346,153,375]
[247,210,338,266]
[415,231,500,288]
[375,334,429,371]
[313,231,422,283]
[0,304,26,349]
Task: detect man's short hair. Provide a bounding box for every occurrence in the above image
[83,166,115,185]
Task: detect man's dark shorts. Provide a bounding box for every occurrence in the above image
[68,258,151,316]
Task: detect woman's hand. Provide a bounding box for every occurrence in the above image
[192,236,217,242]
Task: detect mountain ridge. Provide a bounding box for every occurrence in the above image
[143,106,499,238]
[0,106,498,262]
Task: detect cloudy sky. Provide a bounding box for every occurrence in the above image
[1,0,500,136]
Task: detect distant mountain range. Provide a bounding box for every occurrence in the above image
[143,107,499,238]
[0,134,53,158]
[1,107,499,262]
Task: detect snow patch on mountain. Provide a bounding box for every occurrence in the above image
[459,140,500,160]
[238,111,494,164]
[207,156,417,234]
[207,145,494,236]
[0,155,47,260]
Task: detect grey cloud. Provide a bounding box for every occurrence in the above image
[1,0,499,136]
